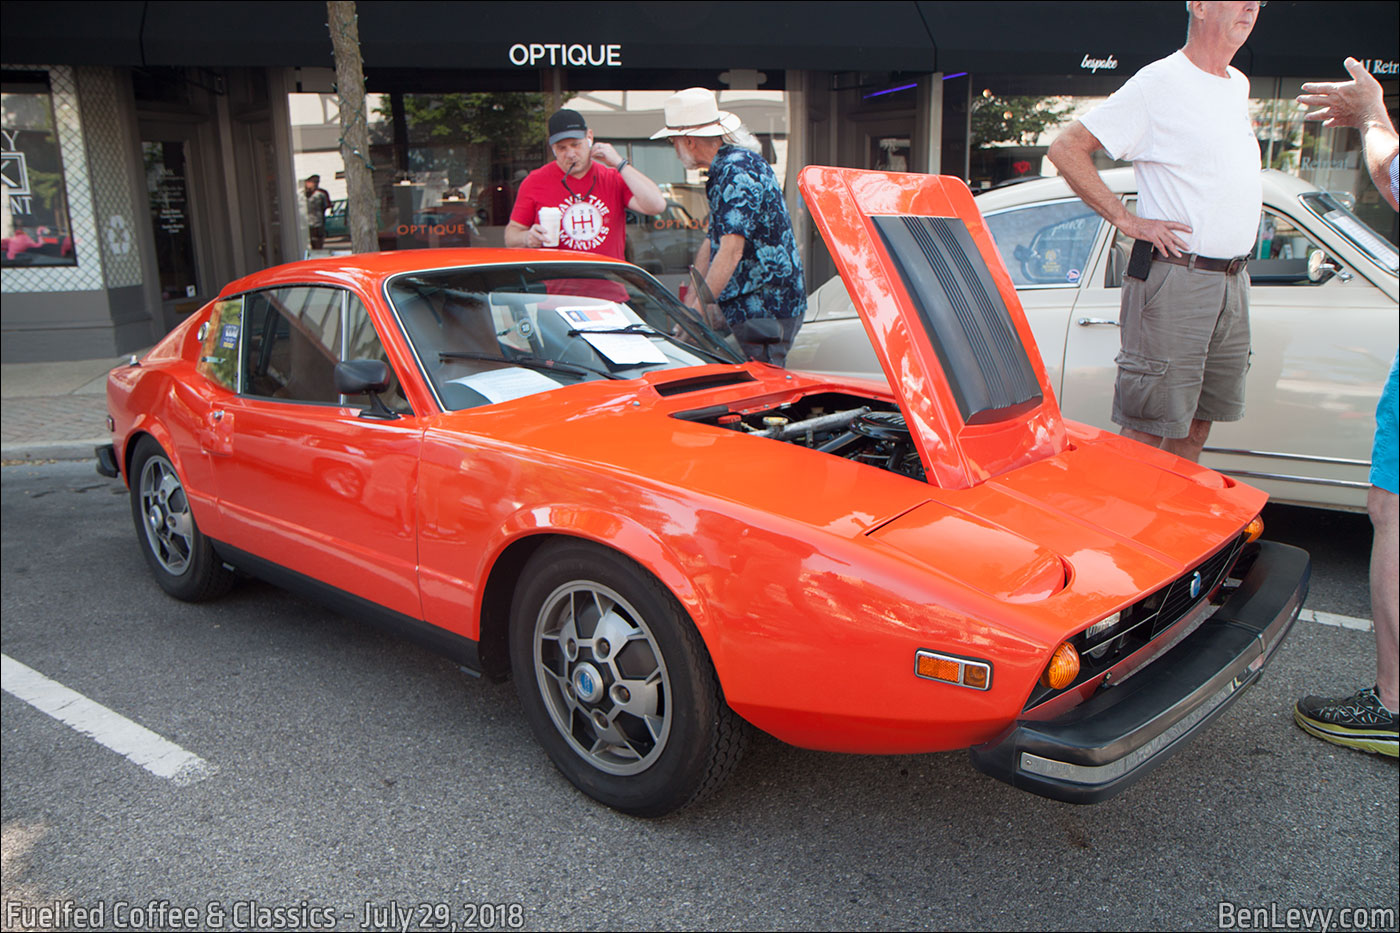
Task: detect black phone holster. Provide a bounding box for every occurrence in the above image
[1126,239,1154,280]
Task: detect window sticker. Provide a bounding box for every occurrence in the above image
[219,324,239,349]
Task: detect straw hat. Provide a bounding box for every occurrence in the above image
[650,88,741,139]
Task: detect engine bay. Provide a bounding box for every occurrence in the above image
[675,391,926,482]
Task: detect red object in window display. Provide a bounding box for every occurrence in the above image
[99,169,1309,817]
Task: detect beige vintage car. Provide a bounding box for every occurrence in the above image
[790,168,1399,511]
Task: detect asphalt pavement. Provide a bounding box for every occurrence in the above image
[1,461,1396,932]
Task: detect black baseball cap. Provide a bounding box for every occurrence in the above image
[547,109,589,146]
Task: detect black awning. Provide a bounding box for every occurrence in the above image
[353,1,936,73]
[918,1,1186,77]
[2,0,1394,78]
[1244,0,1398,78]
[1,0,147,67]
[919,0,1399,78]
[1,0,936,72]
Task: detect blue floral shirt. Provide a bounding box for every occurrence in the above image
[705,145,806,323]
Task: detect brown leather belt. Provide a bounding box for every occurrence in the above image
[1152,249,1249,275]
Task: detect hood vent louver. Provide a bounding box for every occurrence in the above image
[871,215,1042,425]
[653,371,757,397]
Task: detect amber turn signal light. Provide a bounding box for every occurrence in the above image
[1245,515,1265,543]
[915,650,992,691]
[1040,641,1081,690]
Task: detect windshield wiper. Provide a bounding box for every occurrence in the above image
[564,322,737,366]
[438,351,622,380]
[566,323,659,337]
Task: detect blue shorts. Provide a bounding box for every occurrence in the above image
[1373,351,1399,495]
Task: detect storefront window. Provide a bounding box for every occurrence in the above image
[1255,77,1400,247]
[967,73,1398,247]
[288,85,790,289]
[2,71,78,267]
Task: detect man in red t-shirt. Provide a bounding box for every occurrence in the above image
[506,109,666,259]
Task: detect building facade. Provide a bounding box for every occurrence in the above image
[3,1,1395,361]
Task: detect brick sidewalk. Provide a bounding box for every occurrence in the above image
[1,395,107,445]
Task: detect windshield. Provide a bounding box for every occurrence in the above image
[1300,192,1398,275]
[386,262,743,410]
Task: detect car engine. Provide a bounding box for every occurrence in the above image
[677,391,926,482]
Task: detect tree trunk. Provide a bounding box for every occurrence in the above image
[327,1,377,254]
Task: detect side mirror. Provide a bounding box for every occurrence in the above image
[732,317,784,363]
[1307,249,1338,284]
[335,358,391,394]
[334,359,399,420]
[732,316,783,347]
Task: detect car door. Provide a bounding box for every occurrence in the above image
[204,284,426,618]
[1059,195,1392,510]
[982,198,1110,395]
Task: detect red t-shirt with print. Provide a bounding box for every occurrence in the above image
[510,161,630,259]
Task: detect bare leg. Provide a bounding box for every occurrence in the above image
[1161,418,1212,463]
[1122,419,1212,463]
[1369,485,1399,711]
[1121,426,1163,448]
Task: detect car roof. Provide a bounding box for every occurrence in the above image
[973,168,1316,212]
[219,248,628,297]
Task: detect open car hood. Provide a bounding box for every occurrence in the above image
[799,167,1067,489]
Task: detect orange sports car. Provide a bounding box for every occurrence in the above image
[99,168,1310,816]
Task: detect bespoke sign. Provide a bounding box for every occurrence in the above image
[1080,54,1118,73]
[508,44,622,67]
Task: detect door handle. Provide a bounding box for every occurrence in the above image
[1076,318,1120,327]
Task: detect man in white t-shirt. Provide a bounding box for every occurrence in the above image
[1048,1,1263,462]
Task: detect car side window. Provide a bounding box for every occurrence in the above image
[1105,199,1138,289]
[344,294,410,413]
[1250,210,1329,285]
[985,201,1105,288]
[1106,202,1330,288]
[195,297,244,391]
[242,286,342,403]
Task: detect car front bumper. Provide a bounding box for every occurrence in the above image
[969,540,1310,803]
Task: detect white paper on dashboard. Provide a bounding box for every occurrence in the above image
[579,332,668,364]
[553,304,668,365]
[1325,210,1399,273]
[448,367,562,403]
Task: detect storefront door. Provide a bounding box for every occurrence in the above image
[139,123,212,332]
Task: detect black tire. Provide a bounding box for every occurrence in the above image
[128,436,234,602]
[510,539,746,816]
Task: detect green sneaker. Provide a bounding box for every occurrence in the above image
[1294,686,1398,758]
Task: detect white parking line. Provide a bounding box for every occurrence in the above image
[1299,609,1374,632]
[1,654,214,785]
[0,608,1370,788]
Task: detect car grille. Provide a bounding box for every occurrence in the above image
[1023,532,1249,710]
[1146,536,1246,640]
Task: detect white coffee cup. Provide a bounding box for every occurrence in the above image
[538,207,562,247]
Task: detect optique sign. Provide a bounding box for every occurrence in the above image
[509,44,622,67]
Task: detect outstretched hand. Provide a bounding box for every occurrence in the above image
[1297,57,1388,130]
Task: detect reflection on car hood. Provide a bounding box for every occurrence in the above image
[427,374,1264,626]
[799,167,1068,490]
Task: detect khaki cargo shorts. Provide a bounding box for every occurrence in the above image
[1112,260,1251,440]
